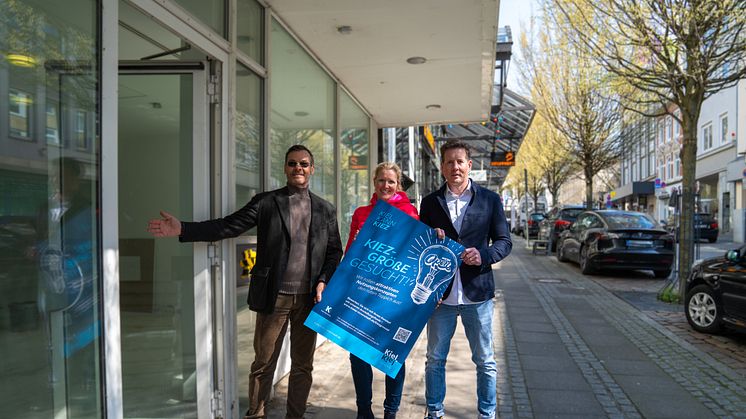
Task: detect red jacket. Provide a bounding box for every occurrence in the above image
[345,191,419,252]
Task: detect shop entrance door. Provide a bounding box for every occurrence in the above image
[117,66,214,419]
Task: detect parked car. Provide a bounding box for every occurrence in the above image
[556,210,674,277]
[664,212,719,243]
[513,212,545,238]
[538,205,585,251]
[685,246,746,334]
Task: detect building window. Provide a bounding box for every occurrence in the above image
[720,114,729,144]
[703,123,713,150]
[340,89,370,244]
[666,155,673,179]
[666,116,672,143]
[270,18,336,204]
[9,89,32,140]
[674,154,681,178]
[75,110,88,149]
[658,118,665,145]
[45,103,60,145]
[235,63,263,205]
[2,0,102,416]
[237,0,264,64]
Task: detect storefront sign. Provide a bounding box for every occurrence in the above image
[490,151,515,167]
[305,201,464,377]
[348,155,368,170]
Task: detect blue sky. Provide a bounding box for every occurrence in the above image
[498,0,539,92]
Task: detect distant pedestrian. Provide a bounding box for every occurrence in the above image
[147,144,343,419]
[419,140,512,419]
[345,162,418,419]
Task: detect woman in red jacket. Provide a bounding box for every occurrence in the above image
[346,162,418,419]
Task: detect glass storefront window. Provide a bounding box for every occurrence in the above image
[237,0,263,64]
[339,90,370,245]
[234,63,262,414]
[0,0,102,417]
[270,18,336,204]
[172,0,225,38]
[235,64,262,205]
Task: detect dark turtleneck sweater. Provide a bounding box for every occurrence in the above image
[280,184,311,294]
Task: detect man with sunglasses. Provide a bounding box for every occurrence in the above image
[148,144,343,419]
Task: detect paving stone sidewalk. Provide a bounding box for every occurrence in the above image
[264,241,746,419]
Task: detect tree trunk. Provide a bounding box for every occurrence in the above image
[678,111,698,298]
[584,172,594,210]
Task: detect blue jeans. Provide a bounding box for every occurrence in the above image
[350,354,406,413]
[425,299,496,419]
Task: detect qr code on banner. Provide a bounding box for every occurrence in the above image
[393,327,412,344]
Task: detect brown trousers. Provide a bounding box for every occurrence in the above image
[245,293,317,419]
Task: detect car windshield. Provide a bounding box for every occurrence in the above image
[562,209,584,219]
[530,214,544,221]
[601,213,658,229]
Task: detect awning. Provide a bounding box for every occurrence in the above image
[611,181,655,201]
[267,0,501,127]
[432,87,536,189]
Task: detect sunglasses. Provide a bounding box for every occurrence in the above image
[287,161,311,168]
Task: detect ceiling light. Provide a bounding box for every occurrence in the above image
[407,56,427,65]
[7,54,37,68]
[426,104,441,110]
[337,25,352,35]
[294,111,309,117]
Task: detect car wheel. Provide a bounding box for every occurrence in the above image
[557,242,568,262]
[653,269,671,278]
[579,246,596,275]
[708,237,717,243]
[685,284,722,334]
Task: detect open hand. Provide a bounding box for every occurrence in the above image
[147,210,182,237]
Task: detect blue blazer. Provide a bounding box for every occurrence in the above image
[419,181,512,302]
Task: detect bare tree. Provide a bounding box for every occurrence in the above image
[517,10,623,211]
[550,0,746,296]
[522,114,576,206]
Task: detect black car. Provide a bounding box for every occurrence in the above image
[556,210,674,277]
[685,247,746,334]
[538,205,585,251]
[665,212,719,243]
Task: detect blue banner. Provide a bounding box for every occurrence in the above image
[305,200,464,378]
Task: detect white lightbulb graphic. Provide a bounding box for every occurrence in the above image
[411,244,458,304]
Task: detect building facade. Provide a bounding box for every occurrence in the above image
[614,80,746,240]
[0,1,501,418]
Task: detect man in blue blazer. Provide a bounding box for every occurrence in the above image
[419,140,512,419]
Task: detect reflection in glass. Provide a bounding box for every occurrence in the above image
[0,0,102,417]
[270,19,336,204]
[235,64,262,206]
[340,90,370,243]
[9,89,33,139]
[75,110,88,150]
[172,0,225,37]
[237,0,263,64]
[118,74,197,418]
[46,103,60,145]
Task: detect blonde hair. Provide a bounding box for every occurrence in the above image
[374,162,403,191]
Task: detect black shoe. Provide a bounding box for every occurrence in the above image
[383,411,396,419]
[356,406,375,419]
